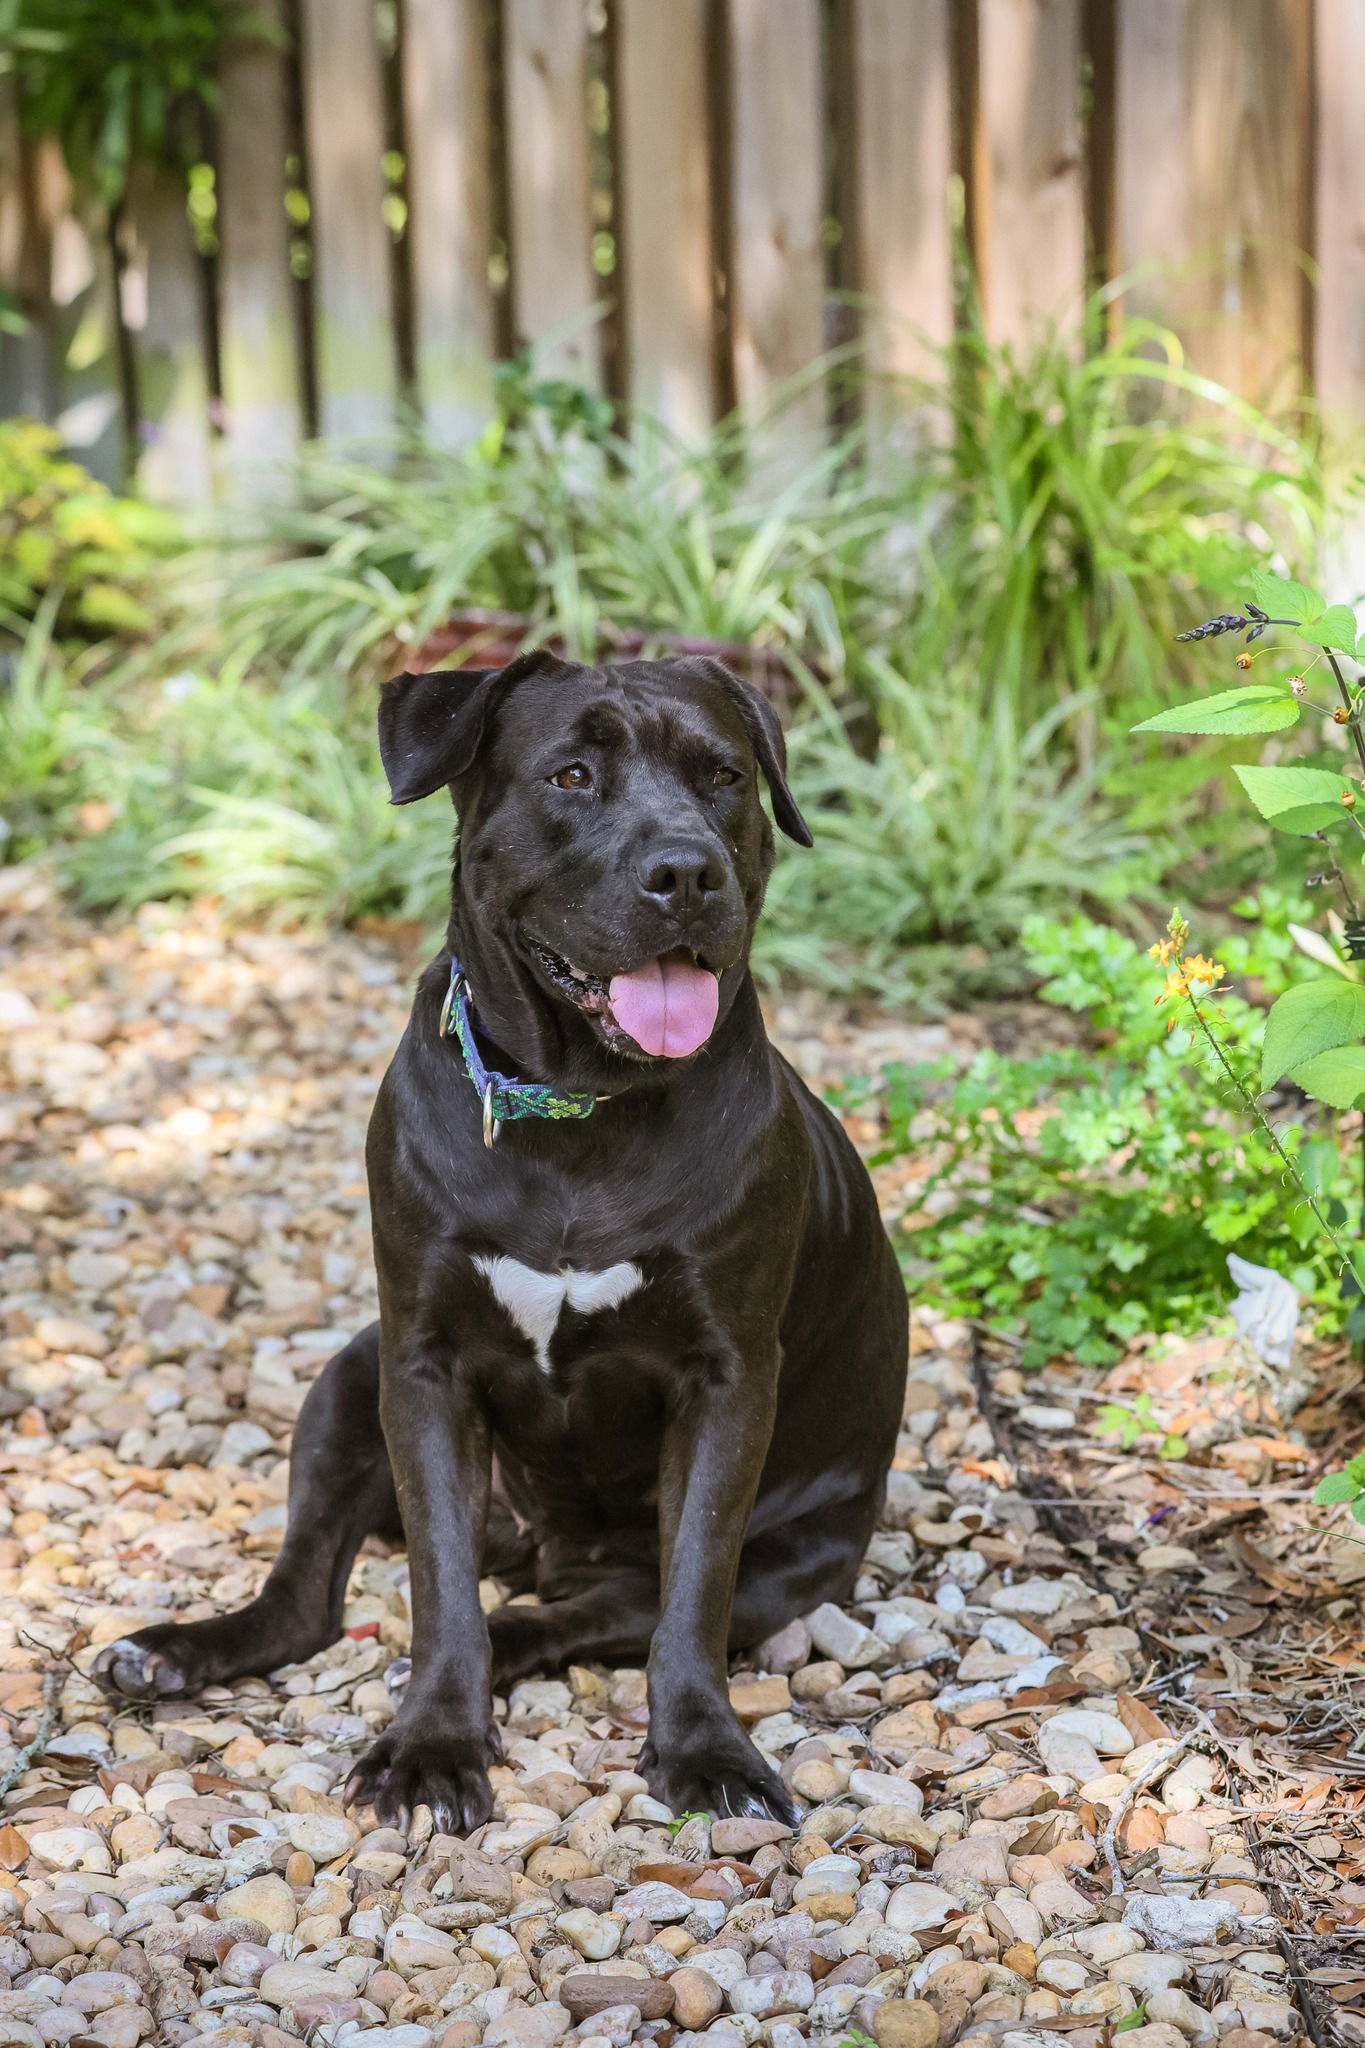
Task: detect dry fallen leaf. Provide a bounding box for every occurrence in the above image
[1116,1690,1172,1745]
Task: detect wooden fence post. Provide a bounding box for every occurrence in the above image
[128,165,216,505]
[217,0,303,484]
[726,0,826,444]
[1316,0,1365,599]
[503,0,600,388]
[402,0,496,444]
[974,0,1086,348]
[299,0,397,440]
[614,0,714,439]
[847,0,955,413]
[1113,0,1312,406]
[0,98,62,424]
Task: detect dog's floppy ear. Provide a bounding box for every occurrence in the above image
[701,661,813,847]
[380,650,573,803]
[378,667,501,804]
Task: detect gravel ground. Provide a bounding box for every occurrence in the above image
[0,869,1305,2048]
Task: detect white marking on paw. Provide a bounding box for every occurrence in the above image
[473,1255,643,1372]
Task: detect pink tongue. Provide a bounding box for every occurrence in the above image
[608,953,720,1058]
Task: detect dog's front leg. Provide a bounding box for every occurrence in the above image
[345,1330,497,1835]
[642,1342,798,1824]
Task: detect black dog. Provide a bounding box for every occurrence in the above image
[96,653,908,1830]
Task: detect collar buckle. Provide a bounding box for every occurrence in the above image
[439,968,466,1042]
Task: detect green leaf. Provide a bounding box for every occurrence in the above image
[1233,764,1352,835]
[1134,687,1300,738]
[1353,1496,1365,1524]
[1300,604,1359,652]
[1315,1471,1362,1505]
[1262,980,1365,1090]
[1250,567,1323,623]
[1289,1044,1365,1109]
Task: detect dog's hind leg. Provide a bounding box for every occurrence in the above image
[485,1492,881,1695]
[94,1323,399,1702]
[728,1484,884,1647]
[487,1570,659,1688]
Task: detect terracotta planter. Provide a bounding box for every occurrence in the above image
[405,609,806,716]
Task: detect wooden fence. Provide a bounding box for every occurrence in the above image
[2,0,1361,503]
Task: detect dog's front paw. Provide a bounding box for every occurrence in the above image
[641,1718,799,1827]
[345,1724,498,1837]
[92,1620,243,1701]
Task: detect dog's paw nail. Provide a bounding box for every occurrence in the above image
[94,1637,186,1700]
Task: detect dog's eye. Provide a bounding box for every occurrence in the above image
[549,763,592,790]
[713,767,741,788]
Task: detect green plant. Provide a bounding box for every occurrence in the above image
[753,661,1146,1007]
[1314,1456,1365,1522]
[0,619,453,922]
[179,418,887,692]
[861,910,1354,1367]
[0,595,116,859]
[175,305,1320,731]
[0,0,262,206]
[7,310,1329,974]
[0,420,179,637]
[1093,1391,1188,1459]
[1137,570,1365,1116]
[883,300,1324,741]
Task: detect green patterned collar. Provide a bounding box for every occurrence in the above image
[440,958,608,1146]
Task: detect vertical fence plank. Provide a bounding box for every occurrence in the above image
[975,0,1085,346]
[1316,0,1365,595]
[402,0,496,444]
[129,168,215,504]
[503,0,599,387]
[726,0,825,437]
[848,0,954,395]
[299,0,396,439]
[1114,0,1311,403]
[0,103,65,423]
[615,0,713,437]
[217,0,302,481]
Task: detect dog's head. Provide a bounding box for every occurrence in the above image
[379,652,811,1063]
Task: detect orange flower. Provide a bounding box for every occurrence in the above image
[1153,950,1227,1006]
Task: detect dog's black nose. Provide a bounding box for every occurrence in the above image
[638,841,724,913]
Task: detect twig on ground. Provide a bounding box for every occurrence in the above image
[0,1667,61,1802]
[1101,1727,1201,1895]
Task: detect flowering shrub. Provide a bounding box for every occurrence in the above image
[851,910,1352,1368]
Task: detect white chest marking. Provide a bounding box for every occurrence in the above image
[473,1255,644,1373]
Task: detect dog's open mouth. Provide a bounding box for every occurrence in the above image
[529,940,720,1058]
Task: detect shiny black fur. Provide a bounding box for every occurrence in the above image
[95,654,908,1831]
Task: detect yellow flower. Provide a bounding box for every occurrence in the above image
[1153,950,1226,1005]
